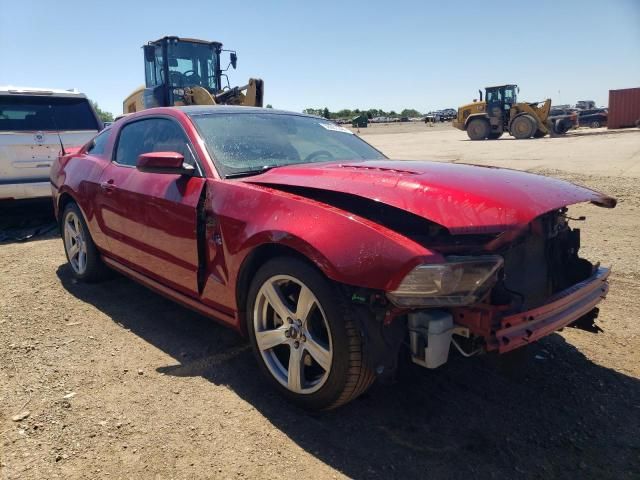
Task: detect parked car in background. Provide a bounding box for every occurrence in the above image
[0,86,102,200]
[424,109,457,123]
[440,108,457,121]
[576,100,596,110]
[578,108,608,128]
[51,106,616,410]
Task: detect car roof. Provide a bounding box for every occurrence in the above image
[178,105,319,119]
[0,86,87,98]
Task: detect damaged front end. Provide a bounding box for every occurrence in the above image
[245,162,616,373]
[388,209,611,369]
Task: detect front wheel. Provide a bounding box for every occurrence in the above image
[590,120,601,128]
[246,257,375,410]
[510,115,536,139]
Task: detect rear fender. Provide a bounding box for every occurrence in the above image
[464,113,489,129]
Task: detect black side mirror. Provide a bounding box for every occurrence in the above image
[230,52,237,69]
[143,45,155,63]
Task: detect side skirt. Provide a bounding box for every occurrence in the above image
[101,255,238,331]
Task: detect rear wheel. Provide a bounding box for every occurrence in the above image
[466,118,490,140]
[61,203,108,282]
[510,115,536,139]
[246,257,375,410]
[590,120,601,128]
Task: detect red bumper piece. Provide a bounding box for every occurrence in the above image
[495,267,610,353]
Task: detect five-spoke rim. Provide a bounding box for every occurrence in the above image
[63,211,87,275]
[253,275,332,394]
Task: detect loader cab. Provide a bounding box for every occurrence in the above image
[142,36,225,108]
[485,84,518,127]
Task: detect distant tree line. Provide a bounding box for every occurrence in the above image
[302,107,423,119]
[90,101,114,123]
[86,101,424,124]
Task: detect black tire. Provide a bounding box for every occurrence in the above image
[510,115,536,139]
[488,131,503,140]
[590,120,601,128]
[246,257,375,411]
[533,129,547,138]
[466,118,490,140]
[553,118,571,135]
[61,202,109,282]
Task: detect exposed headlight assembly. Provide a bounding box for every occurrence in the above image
[387,256,503,307]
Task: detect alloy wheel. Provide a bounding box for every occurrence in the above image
[63,211,87,275]
[253,275,333,394]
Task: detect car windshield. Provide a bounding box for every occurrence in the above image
[0,95,100,131]
[189,112,386,177]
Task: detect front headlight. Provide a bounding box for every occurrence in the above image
[387,255,503,307]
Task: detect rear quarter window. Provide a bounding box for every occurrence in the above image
[0,95,100,131]
[86,129,111,156]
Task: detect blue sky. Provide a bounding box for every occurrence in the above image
[1,0,638,115]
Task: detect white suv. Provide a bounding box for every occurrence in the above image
[0,86,102,200]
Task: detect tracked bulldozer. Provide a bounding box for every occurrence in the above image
[453,84,557,140]
[123,36,263,114]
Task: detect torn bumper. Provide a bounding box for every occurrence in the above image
[495,267,610,353]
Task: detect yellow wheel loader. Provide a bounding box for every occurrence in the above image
[123,36,263,114]
[453,84,557,140]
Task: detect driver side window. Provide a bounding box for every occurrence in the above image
[115,118,198,168]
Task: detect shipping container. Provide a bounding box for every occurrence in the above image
[608,87,640,129]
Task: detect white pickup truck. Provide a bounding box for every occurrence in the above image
[0,87,102,200]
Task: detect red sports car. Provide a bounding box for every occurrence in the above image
[50,106,616,410]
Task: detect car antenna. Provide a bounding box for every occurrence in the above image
[48,105,67,155]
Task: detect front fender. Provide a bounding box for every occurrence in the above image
[210,180,443,293]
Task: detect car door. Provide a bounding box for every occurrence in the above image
[96,116,205,297]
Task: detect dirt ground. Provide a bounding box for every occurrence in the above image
[1,125,639,480]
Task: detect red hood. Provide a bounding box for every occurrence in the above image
[247,160,616,234]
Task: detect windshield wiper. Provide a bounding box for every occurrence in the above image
[225,165,278,179]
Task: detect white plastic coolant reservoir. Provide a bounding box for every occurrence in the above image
[408,310,454,369]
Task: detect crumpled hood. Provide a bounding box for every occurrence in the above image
[247,160,616,234]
